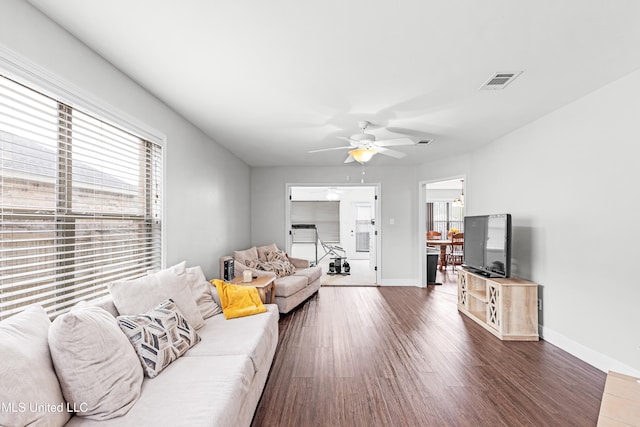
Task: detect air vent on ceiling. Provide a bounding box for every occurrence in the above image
[480,71,523,90]
[417,139,434,145]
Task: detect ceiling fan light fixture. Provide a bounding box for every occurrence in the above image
[349,148,377,163]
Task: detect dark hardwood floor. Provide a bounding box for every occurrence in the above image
[252,271,606,426]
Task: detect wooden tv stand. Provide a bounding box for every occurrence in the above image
[457,268,539,341]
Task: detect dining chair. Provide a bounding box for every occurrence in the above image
[448,232,464,269]
[426,230,442,240]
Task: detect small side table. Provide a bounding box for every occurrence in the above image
[230,275,276,304]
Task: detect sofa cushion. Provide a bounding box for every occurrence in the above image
[86,295,120,317]
[117,299,201,378]
[185,305,279,372]
[186,266,223,319]
[234,246,259,266]
[293,266,323,284]
[109,262,205,329]
[274,274,308,297]
[0,306,70,427]
[64,355,254,427]
[256,243,278,261]
[48,303,143,420]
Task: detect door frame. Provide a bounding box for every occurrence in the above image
[285,183,381,284]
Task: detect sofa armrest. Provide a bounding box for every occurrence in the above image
[287,256,310,269]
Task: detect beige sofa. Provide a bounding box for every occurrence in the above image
[67,298,278,427]
[0,264,278,427]
[220,243,322,314]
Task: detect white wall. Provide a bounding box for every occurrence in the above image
[419,69,640,375]
[0,0,251,279]
[251,166,418,285]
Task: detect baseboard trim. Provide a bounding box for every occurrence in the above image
[540,324,640,377]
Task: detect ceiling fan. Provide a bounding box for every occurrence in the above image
[309,121,416,163]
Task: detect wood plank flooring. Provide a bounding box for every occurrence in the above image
[252,281,606,426]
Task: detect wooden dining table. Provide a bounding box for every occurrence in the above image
[426,239,452,271]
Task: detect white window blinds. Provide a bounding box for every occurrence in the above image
[0,75,163,320]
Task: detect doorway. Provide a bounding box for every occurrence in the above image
[418,177,465,290]
[286,185,379,285]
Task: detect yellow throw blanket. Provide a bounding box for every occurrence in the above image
[210,279,267,319]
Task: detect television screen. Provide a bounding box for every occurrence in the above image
[463,214,511,278]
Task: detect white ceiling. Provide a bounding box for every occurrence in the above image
[27,0,640,167]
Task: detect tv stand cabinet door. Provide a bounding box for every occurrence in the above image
[458,271,468,309]
[486,282,500,331]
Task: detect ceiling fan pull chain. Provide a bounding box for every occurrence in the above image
[361,164,366,183]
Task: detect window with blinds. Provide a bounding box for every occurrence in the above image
[0,74,163,320]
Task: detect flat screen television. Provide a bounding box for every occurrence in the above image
[462,214,512,278]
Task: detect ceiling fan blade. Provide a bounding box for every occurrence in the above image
[344,155,355,163]
[308,146,352,153]
[376,147,406,158]
[375,137,415,147]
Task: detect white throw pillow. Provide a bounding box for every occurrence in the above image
[186,266,222,319]
[109,261,205,329]
[118,299,201,378]
[48,303,144,420]
[0,306,70,427]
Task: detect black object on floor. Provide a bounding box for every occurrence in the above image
[427,247,441,285]
[327,257,350,275]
